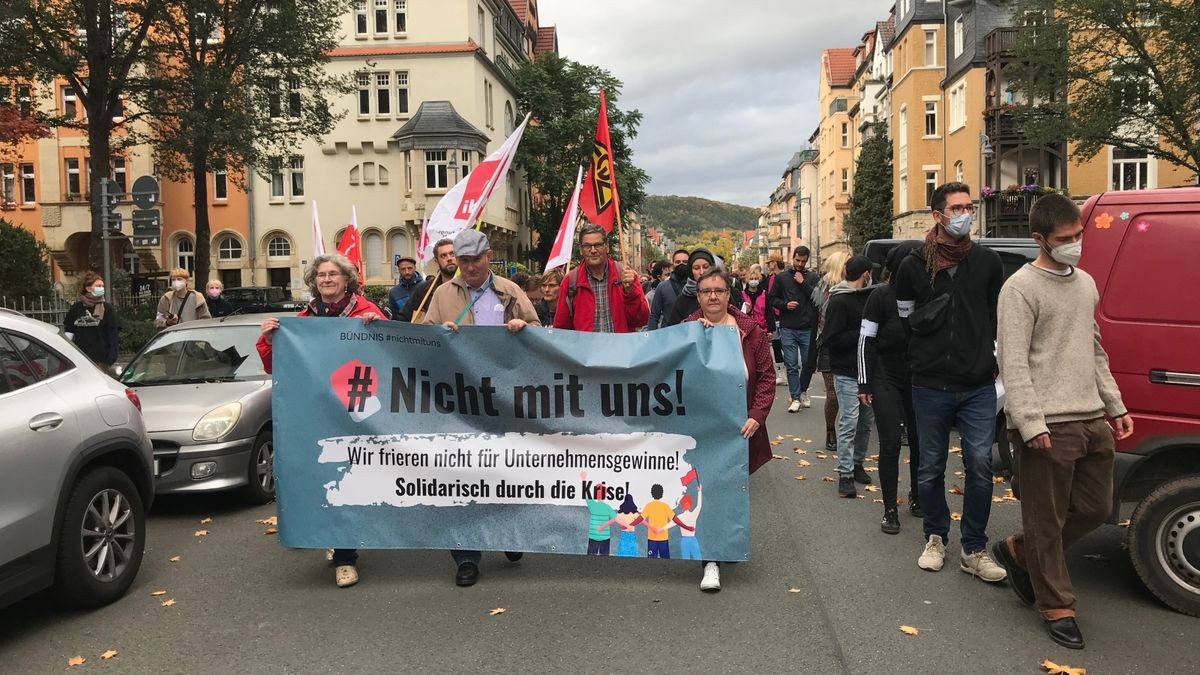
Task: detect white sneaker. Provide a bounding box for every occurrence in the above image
[787,399,801,413]
[918,535,945,571]
[776,375,786,386]
[960,549,1008,583]
[799,392,812,408]
[335,564,359,588]
[700,562,721,592]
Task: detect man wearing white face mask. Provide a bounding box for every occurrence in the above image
[155,267,211,328]
[894,182,1006,584]
[989,193,1132,650]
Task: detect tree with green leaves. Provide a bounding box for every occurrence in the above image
[1008,0,1200,181]
[0,218,53,300]
[137,0,349,285]
[845,122,893,250]
[514,53,649,262]
[0,1,165,271]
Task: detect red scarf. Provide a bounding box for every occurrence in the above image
[923,225,973,278]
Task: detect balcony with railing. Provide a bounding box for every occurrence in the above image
[986,27,1018,60]
[984,192,1036,238]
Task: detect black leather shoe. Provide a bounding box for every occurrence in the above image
[1045,617,1084,650]
[455,561,479,587]
[825,439,836,452]
[853,464,872,485]
[837,475,856,498]
[991,540,1036,606]
[504,551,523,562]
[881,508,900,535]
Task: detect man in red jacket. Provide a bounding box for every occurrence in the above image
[553,224,648,332]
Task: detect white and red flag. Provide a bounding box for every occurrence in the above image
[311,200,326,258]
[545,166,583,270]
[337,205,364,280]
[416,217,431,265]
[421,113,531,261]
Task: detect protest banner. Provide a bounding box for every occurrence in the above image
[271,320,751,561]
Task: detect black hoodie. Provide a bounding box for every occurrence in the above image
[818,281,874,378]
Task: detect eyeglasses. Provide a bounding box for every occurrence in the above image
[941,204,978,216]
[580,242,606,251]
[315,272,344,279]
[698,288,729,297]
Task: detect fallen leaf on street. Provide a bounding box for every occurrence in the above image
[872,499,884,504]
[1041,659,1087,675]
[798,459,812,467]
[1117,519,1130,527]
[1082,553,1108,562]
[150,590,167,596]
[950,446,962,454]
[864,485,879,492]
[992,496,1003,503]
[954,471,965,477]
[772,454,787,460]
[489,607,506,616]
[264,528,278,535]
[199,517,212,524]
[68,656,85,667]
[168,555,181,562]
[992,476,1006,484]
[855,495,865,500]
[794,448,807,455]
[816,453,828,459]
[864,466,878,472]
[256,516,278,526]
[787,587,802,593]
[950,512,962,521]
[194,530,208,537]
[770,441,780,446]
[161,599,176,607]
[795,475,807,481]
[868,454,880,462]
[897,496,905,504]
[949,485,964,495]
[822,476,835,482]
[899,625,919,636]
[903,458,910,464]
[100,650,118,660]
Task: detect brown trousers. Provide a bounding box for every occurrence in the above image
[1009,417,1114,620]
[823,372,838,446]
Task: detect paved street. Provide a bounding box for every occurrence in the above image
[2,394,1196,674]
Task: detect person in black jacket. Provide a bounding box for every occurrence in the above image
[397,238,457,322]
[768,245,821,412]
[858,242,924,533]
[664,249,715,327]
[895,182,1006,583]
[204,280,235,318]
[820,255,875,498]
[63,271,121,373]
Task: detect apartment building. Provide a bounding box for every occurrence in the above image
[815,48,859,257]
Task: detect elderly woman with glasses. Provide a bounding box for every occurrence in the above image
[680,267,776,593]
[256,252,384,589]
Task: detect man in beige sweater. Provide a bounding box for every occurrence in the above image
[991,194,1133,651]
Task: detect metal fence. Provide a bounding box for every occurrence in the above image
[0,291,157,328]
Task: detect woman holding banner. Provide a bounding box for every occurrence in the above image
[257,252,385,589]
[684,267,776,592]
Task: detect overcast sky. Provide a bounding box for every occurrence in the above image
[538,0,894,207]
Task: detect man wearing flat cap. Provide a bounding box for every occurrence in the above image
[386,254,423,319]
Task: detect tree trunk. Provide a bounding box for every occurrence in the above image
[86,109,112,274]
[192,149,211,286]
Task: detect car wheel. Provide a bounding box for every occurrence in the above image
[55,466,146,608]
[1128,475,1200,617]
[240,430,275,505]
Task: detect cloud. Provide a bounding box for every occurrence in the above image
[539,0,893,207]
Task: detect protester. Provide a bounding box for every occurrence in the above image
[423,228,538,586]
[535,269,562,326]
[663,248,715,327]
[648,248,689,329]
[739,265,773,335]
[553,224,648,333]
[516,273,543,305]
[990,194,1132,650]
[386,255,423,319]
[63,271,121,372]
[765,253,785,384]
[644,260,668,305]
[813,250,851,451]
[858,242,924,533]
[256,253,384,589]
[819,255,875,498]
[768,245,820,413]
[205,280,235,318]
[683,267,775,592]
[397,238,457,322]
[155,268,210,328]
[894,182,1006,582]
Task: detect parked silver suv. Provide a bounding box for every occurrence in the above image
[0,309,154,609]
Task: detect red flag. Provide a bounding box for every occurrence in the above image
[337,206,364,280]
[579,90,619,233]
[416,217,431,265]
[680,468,697,486]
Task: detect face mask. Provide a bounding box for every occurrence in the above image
[207,288,221,298]
[91,286,105,298]
[172,280,186,291]
[748,280,760,289]
[944,213,973,239]
[1047,240,1082,266]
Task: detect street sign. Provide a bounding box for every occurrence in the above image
[131,175,160,209]
[132,208,161,248]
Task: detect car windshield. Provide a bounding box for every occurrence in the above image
[224,289,268,303]
[120,325,266,385]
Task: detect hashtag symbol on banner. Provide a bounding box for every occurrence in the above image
[345,366,373,412]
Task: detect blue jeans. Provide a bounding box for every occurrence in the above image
[779,327,813,401]
[911,383,997,552]
[834,375,873,475]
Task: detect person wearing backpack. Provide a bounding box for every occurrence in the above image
[553,224,648,333]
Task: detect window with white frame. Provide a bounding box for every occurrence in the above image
[112,158,127,193]
[841,168,849,194]
[390,232,409,264]
[65,158,81,197]
[357,73,371,116]
[373,0,388,33]
[504,101,514,135]
[176,237,195,275]
[217,236,242,260]
[289,156,304,197]
[287,78,301,117]
[484,80,494,128]
[949,82,966,130]
[394,0,407,33]
[899,173,908,212]
[404,151,412,193]
[268,157,285,198]
[1,164,14,204]
[953,16,964,58]
[375,73,390,115]
[17,85,31,116]
[62,86,78,118]
[507,169,517,204]
[925,171,939,207]
[954,160,964,183]
[266,235,291,258]
[461,150,471,176]
[396,71,409,114]
[425,151,448,189]
[20,163,34,203]
[354,1,367,35]
[924,101,937,137]
[1111,147,1150,191]
[213,166,228,200]
[266,77,281,118]
[924,31,936,66]
[364,232,383,278]
[478,7,486,47]
[841,122,849,148]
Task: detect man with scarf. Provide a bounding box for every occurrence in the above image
[894,182,1006,584]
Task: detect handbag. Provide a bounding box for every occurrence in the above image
[906,292,950,335]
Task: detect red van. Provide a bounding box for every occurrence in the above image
[1078,187,1200,617]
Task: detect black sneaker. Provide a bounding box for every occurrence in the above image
[881,507,900,535]
[991,540,1036,607]
[853,464,872,485]
[837,475,856,498]
[907,490,923,518]
[825,438,836,452]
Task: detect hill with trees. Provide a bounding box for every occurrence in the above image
[638,195,759,241]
